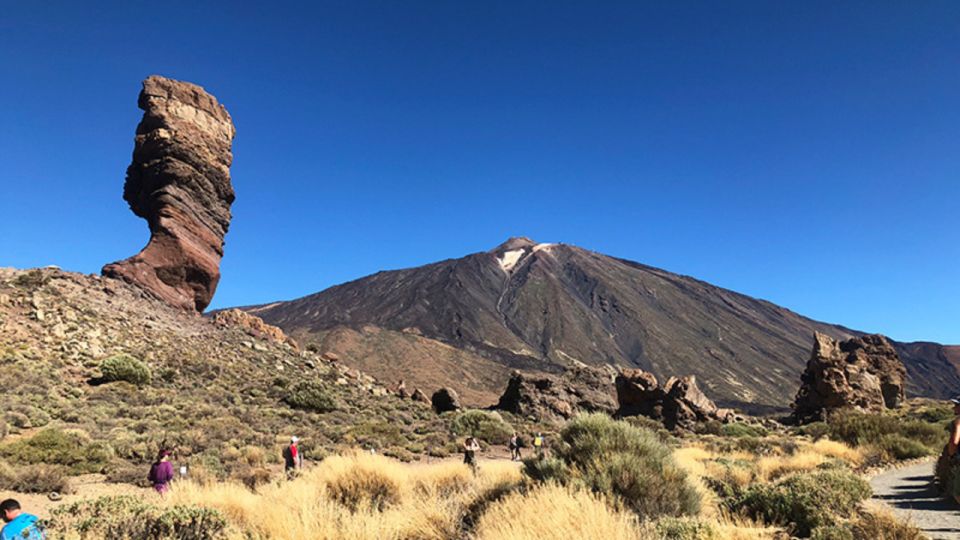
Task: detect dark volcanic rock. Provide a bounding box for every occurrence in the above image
[431,387,462,413]
[616,369,728,430]
[792,332,907,423]
[103,75,236,312]
[494,367,617,422]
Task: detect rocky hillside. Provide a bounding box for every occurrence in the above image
[244,238,960,411]
[0,267,458,485]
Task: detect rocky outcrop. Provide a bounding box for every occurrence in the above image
[792,333,907,423]
[103,75,236,312]
[616,369,730,430]
[410,388,430,404]
[212,309,298,349]
[431,387,462,413]
[494,367,617,422]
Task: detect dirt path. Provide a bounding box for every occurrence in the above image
[870,459,960,539]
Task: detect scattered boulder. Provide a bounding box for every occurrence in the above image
[103,75,236,312]
[431,387,462,413]
[410,388,430,404]
[212,309,298,349]
[792,332,906,423]
[494,367,616,422]
[616,369,727,430]
[395,380,409,399]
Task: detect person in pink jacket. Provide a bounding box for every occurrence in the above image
[148,449,175,495]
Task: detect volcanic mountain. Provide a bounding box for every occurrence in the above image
[243,238,960,411]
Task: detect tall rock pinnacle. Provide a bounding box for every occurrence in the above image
[103,75,236,312]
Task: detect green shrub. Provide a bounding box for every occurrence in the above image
[879,434,931,460]
[0,428,113,474]
[721,423,768,438]
[100,354,151,385]
[655,517,718,539]
[283,380,338,413]
[49,496,226,539]
[450,410,514,444]
[797,421,831,440]
[732,469,871,537]
[0,461,70,494]
[524,413,700,519]
[827,411,942,448]
[916,405,953,424]
[811,525,854,540]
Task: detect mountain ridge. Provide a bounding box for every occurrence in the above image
[236,239,959,411]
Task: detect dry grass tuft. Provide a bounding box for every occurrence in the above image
[473,483,646,540]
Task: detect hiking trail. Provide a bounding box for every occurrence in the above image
[870,459,960,539]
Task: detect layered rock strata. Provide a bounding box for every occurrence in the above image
[103,75,236,312]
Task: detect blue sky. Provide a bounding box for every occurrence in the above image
[1,2,957,343]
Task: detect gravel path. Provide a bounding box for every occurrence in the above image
[870,459,960,539]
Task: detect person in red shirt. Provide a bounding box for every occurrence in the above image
[283,436,303,478]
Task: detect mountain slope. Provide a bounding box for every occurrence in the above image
[246,238,960,410]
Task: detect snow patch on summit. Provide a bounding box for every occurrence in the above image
[498,249,526,272]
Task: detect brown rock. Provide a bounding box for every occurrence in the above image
[494,367,616,422]
[792,332,907,423]
[212,309,298,349]
[616,369,726,430]
[410,388,430,404]
[431,387,462,413]
[103,75,236,312]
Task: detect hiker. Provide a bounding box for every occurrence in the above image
[283,436,303,477]
[0,499,45,540]
[148,449,175,495]
[937,396,960,501]
[463,436,481,474]
[508,432,522,461]
[533,432,545,458]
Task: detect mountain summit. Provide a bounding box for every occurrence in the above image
[244,239,960,410]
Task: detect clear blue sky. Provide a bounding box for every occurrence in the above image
[1,2,957,343]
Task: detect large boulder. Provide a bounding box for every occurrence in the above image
[103,75,236,312]
[792,332,906,423]
[494,367,617,422]
[431,387,462,413]
[616,369,727,430]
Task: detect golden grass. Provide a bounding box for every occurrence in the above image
[166,452,523,540]
[473,483,646,540]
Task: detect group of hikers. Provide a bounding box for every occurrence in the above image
[463,431,547,473]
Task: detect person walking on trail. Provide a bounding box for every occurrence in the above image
[148,449,175,495]
[937,396,960,502]
[463,437,481,474]
[508,433,522,461]
[0,499,45,540]
[533,432,545,458]
[283,436,303,477]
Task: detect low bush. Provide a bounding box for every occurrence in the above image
[49,496,226,540]
[325,456,404,512]
[655,516,718,539]
[0,461,71,494]
[0,428,112,474]
[732,469,871,537]
[100,354,151,386]
[283,380,338,413]
[450,410,514,444]
[825,411,943,460]
[523,413,700,519]
[720,423,768,438]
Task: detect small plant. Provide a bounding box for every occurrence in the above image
[0,428,112,474]
[655,516,718,539]
[48,496,226,540]
[283,380,338,413]
[99,354,151,386]
[732,469,871,537]
[450,410,514,444]
[720,423,768,438]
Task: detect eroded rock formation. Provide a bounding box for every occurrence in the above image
[103,75,236,312]
[616,369,730,430]
[213,309,298,349]
[494,367,617,422]
[792,332,906,423]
